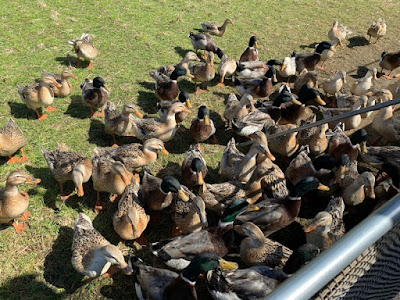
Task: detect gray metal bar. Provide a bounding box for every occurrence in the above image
[266,97,400,139]
[266,193,400,300]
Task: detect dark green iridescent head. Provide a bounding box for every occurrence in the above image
[160,176,181,193]
[290,177,329,198]
[220,198,249,223]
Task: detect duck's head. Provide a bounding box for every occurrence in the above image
[249,36,258,48]
[290,177,329,198]
[190,158,205,185]
[144,138,168,155]
[161,176,189,201]
[225,18,234,25]
[220,198,259,225]
[169,102,192,115]
[178,90,191,108]
[349,129,368,153]
[100,244,133,276]
[93,77,110,91]
[192,196,207,225]
[298,84,326,106]
[273,87,300,107]
[206,52,215,66]
[216,48,225,60]
[111,161,131,186]
[360,172,376,199]
[304,211,333,233]
[334,154,350,179]
[253,142,276,161]
[123,104,143,118]
[41,76,62,88]
[283,244,320,274]
[6,170,41,186]
[61,70,77,80]
[234,221,265,241]
[171,66,190,80]
[197,105,211,125]
[265,67,277,83]
[315,41,335,54]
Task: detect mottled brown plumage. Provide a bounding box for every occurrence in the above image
[0,118,27,164]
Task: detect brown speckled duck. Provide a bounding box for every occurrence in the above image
[68,33,98,68]
[81,76,110,117]
[367,18,386,44]
[41,70,77,97]
[200,18,233,37]
[0,118,28,164]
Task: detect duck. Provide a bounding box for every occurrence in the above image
[319,42,337,70]
[0,170,40,234]
[188,32,218,59]
[80,76,110,117]
[0,118,28,164]
[216,48,236,86]
[141,171,189,212]
[234,67,278,98]
[132,102,191,142]
[343,172,375,206]
[223,93,255,129]
[239,36,259,62]
[95,138,168,172]
[235,222,293,268]
[322,70,346,97]
[308,123,330,155]
[335,92,364,109]
[236,177,330,236]
[387,77,400,100]
[328,21,352,47]
[298,84,326,106]
[91,155,133,211]
[104,101,144,147]
[232,108,275,136]
[200,18,234,36]
[41,70,77,97]
[293,69,318,94]
[113,181,150,241]
[68,33,98,68]
[41,146,92,202]
[235,60,270,79]
[360,145,400,167]
[279,56,297,83]
[151,66,192,100]
[150,198,256,270]
[282,244,320,275]
[130,252,237,300]
[367,18,387,44]
[328,126,368,161]
[181,144,208,190]
[266,124,299,157]
[151,51,200,80]
[18,75,61,121]
[314,154,350,187]
[189,51,215,94]
[292,41,335,72]
[71,213,132,279]
[304,197,345,250]
[344,95,368,130]
[379,50,400,79]
[272,85,305,125]
[158,91,192,124]
[285,146,316,186]
[219,137,275,182]
[350,68,377,96]
[189,105,217,146]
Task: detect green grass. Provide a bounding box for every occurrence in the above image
[1,0,400,299]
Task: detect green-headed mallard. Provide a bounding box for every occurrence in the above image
[41,69,77,97]
[151,66,192,100]
[0,170,40,234]
[71,213,132,279]
[292,41,335,72]
[68,33,98,68]
[293,69,318,94]
[0,118,28,164]
[234,67,278,98]
[190,105,217,146]
[272,85,305,125]
[298,84,326,106]
[81,76,110,117]
[239,36,259,62]
[200,18,233,37]
[367,18,386,44]
[181,144,207,190]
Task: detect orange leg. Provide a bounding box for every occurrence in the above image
[35,109,47,121]
[172,226,183,237]
[6,156,19,164]
[135,234,149,246]
[92,108,105,118]
[60,182,72,202]
[217,76,225,87]
[94,192,107,212]
[211,135,219,145]
[86,60,94,69]
[18,211,31,221]
[9,221,28,234]
[111,134,119,148]
[46,106,57,112]
[18,148,28,163]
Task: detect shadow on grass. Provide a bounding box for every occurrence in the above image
[92,200,121,245]
[347,36,369,48]
[88,118,109,147]
[299,42,318,50]
[155,160,181,179]
[137,90,158,114]
[64,95,89,119]
[174,46,191,58]
[8,101,37,120]
[55,55,76,68]
[0,274,62,300]
[43,226,85,294]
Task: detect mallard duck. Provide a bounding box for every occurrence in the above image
[235,222,292,268]
[132,101,191,142]
[91,155,133,211]
[71,213,132,278]
[216,48,236,86]
[279,56,297,83]
[298,84,326,106]
[236,177,329,236]
[68,33,98,68]
[344,95,367,130]
[235,61,269,79]
[18,75,61,120]
[150,198,256,270]
[95,138,168,172]
[308,123,330,155]
[113,182,149,241]
[319,42,337,70]
[81,76,110,117]
[190,105,217,145]
[239,36,259,62]
[272,85,305,125]
[158,91,191,124]
[328,21,351,47]
[151,51,200,80]
[313,154,350,188]
[0,118,28,164]
[328,126,368,161]
[367,18,387,44]
[151,66,192,100]
[282,244,320,275]
[41,146,92,202]
[322,70,346,97]
[285,146,316,186]
[334,92,363,109]
[223,93,255,129]
[343,172,375,206]
[200,18,233,37]
[181,144,207,190]
[104,101,144,147]
[130,252,237,300]
[387,77,400,101]
[189,52,215,94]
[350,68,377,96]
[293,69,318,94]
[232,109,275,136]
[141,171,189,212]
[188,32,218,58]
[0,170,40,233]
[219,137,275,182]
[292,41,335,72]
[379,50,400,79]
[266,124,299,157]
[304,197,345,250]
[234,67,278,98]
[41,70,77,97]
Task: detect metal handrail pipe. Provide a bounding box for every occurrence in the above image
[266,193,400,300]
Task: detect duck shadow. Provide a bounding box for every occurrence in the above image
[43,226,85,294]
[88,118,109,147]
[92,202,121,245]
[347,36,369,48]
[137,80,154,91]
[136,90,158,114]
[299,42,318,50]
[213,91,235,103]
[209,109,231,146]
[0,274,62,299]
[269,222,306,250]
[155,161,181,179]
[174,46,191,58]
[64,95,89,119]
[55,55,76,67]
[350,66,369,79]
[8,101,37,120]
[164,126,193,155]
[99,274,137,300]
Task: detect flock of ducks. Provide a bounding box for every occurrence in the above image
[2,16,400,299]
